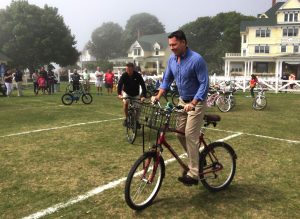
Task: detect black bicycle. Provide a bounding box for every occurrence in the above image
[123,97,143,144]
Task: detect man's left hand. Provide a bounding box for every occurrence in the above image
[184,103,195,112]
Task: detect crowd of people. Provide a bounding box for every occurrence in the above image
[1,65,59,97]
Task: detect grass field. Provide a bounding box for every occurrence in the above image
[0,84,299,219]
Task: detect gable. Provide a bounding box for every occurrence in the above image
[280,0,300,10]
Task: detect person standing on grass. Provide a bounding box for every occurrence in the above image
[39,66,48,94]
[250,74,258,98]
[71,69,81,91]
[14,68,23,97]
[117,62,147,127]
[32,70,39,95]
[47,67,55,95]
[152,30,209,186]
[4,69,13,97]
[95,66,104,95]
[105,69,114,95]
[82,68,90,92]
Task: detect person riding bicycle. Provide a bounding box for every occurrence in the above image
[117,62,147,127]
[152,30,209,186]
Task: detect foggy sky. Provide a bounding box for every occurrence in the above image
[0,0,277,50]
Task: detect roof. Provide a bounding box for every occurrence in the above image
[240,2,285,31]
[136,33,169,51]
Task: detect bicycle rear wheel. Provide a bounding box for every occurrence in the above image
[126,112,137,144]
[252,96,267,110]
[216,96,231,112]
[61,93,74,105]
[82,93,93,104]
[125,151,165,210]
[199,142,236,192]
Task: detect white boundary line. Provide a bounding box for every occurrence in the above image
[22,133,240,219]
[0,118,123,138]
[207,127,300,144]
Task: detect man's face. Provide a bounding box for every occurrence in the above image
[168,37,186,56]
[126,66,134,75]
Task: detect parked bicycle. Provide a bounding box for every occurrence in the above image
[61,83,93,105]
[146,81,179,105]
[206,88,231,112]
[252,85,267,110]
[124,102,237,210]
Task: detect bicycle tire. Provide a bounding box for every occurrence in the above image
[82,93,93,104]
[125,151,165,210]
[126,111,137,144]
[199,142,237,192]
[252,96,267,110]
[216,96,231,112]
[227,95,236,109]
[171,92,180,106]
[61,93,74,105]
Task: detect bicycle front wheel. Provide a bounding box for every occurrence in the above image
[216,96,231,112]
[252,96,267,110]
[125,151,165,210]
[126,112,137,144]
[199,142,237,192]
[82,93,93,104]
[61,93,74,105]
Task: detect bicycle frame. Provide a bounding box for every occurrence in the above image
[147,111,222,183]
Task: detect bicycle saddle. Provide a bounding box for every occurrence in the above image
[203,114,221,127]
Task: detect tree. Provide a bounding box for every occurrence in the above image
[0,1,79,69]
[88,22,124,60]
[122,13,165,52]
[181,12,255,74]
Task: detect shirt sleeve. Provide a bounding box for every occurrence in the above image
[139,74,147,97]
[160,58,174,90]
[194,57,209,101]
[117,74,124,95]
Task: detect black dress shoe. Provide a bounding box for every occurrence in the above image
[178,175,198,186]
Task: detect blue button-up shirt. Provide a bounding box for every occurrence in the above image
[160,48,209,101]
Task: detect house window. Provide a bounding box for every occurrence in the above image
[281,45,287,53]
[243,49,246,56]
[133,48,141,56]
[255,45,270,53]
[243,35,246,43]
[284,13,299,22]
[256,63,268,73]
[155,48,159,55]
[294,45,299,53]
[256,29,270,37]
[283,28,298,37]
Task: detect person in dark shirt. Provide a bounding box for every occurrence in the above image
[117,62,147,126]
[71,69,81,91]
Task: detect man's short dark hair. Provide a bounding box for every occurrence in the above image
[126,62,134,68]
[168,30,187,44]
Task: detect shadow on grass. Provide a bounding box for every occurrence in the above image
[133,183,285,217]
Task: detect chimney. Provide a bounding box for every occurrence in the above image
[272,0,276,6]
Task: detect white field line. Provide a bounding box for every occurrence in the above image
[0,118,123,138]
[22,133,240,219]
[208,127,300,144]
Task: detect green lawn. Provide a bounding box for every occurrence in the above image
[0,84,299,218]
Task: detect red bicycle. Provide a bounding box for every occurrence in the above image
[124,102,237,210]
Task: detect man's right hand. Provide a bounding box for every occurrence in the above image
[151,96,159,103]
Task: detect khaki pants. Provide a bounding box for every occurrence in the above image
[176,98,206,179]
[16,81,23,96]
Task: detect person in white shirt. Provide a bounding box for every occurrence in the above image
[95,66,104,95]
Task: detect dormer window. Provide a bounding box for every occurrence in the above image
[284,12,298,22]
[133,48,141,56]
[155,48,159,55]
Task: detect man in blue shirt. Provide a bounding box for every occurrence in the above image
[153,30,209,186]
